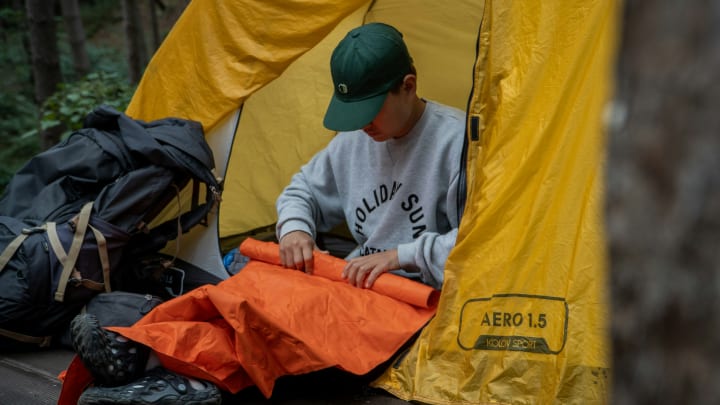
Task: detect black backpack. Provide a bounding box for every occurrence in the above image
[0,105,222,348]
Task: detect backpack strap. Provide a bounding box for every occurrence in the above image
[0,223,49,274]
[0,231,32,273]
[157,184,219,236]
[0,327,52,347]
[46,201,99,302]
[131,182,221,257]
[88,224,111,293]
[1,202,113,300]
[0,231,55,346]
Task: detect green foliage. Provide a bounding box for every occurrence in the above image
[0,93,40,193]
[0,71,135,193]
[0,2,135,195]
[41,71,135,138]
[0,6,37,193]
[0,92,37,138]
[0,7,25,30]
[0,7,32,96]
[87,44,129,78]
[0,133,40,194]
[0,0,186,194]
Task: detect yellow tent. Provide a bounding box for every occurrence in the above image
[126,1,618,403]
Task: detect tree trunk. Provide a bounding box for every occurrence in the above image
[122,0,148,84]
[148,0,161,51]
[59,0,90,78]
[25,0,64,149]
[609,1,720,404]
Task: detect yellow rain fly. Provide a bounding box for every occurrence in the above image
[373,1,618,404]
[123,0,618,403]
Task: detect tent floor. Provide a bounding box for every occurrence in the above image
[0,348,409,404]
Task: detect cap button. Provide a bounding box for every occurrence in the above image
[350,32,360,38]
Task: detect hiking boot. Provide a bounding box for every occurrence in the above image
[70,313,150,386]
[77,366,221,405]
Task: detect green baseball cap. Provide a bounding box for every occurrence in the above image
[323,23,412,131]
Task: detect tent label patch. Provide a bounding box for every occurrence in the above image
[457,294,568,354]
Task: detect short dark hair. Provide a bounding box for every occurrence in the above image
[390,64,417,93]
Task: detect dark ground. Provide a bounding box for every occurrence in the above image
[0,348,410,404]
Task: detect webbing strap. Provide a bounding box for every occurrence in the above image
[0,224,48,273]
[76,279,106,291]
[172,184,182,264]
[47,222,66,262]
[0,234,30,273]
[53,202,94,302]
[0,327,51,347]
[88,224,111,293]
[0,226,56,346]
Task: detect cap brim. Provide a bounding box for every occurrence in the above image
[323,92,388,132]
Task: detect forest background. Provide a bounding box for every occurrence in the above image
[0,1,719,404]
[0,0,188,191]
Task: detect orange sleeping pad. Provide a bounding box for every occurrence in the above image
[59,238,438,402]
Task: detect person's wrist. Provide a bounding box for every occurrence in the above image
[278,220,314,241]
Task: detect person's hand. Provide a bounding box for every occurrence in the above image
[342,249,400,288]
[278,231,325,274]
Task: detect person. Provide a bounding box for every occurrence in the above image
[277,22,465,291]
[67,22,465,405]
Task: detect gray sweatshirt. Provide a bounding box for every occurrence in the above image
[276,100,465,289]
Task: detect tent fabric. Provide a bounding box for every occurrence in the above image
[220,2,482,236]
[114,0,618,403]
[105,238,437,397]
[372,1,617,404]
[126,1,368,235]
[125,0,483,238]
[125,0,366,130]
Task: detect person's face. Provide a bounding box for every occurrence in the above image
[362,75,417,141]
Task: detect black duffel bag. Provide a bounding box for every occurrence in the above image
[0,105,221,349]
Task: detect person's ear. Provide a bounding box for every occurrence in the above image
[402,74,417,92]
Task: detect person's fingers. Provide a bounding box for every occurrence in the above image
[303,244,315,274]
[279,244,293,268]
[291,247,305,271]
[279,231,317,271]
[344,259,378,287]
[352,264,371,288]
[279,246,287,267]
[342,262,360,286]
[364,267,385,289]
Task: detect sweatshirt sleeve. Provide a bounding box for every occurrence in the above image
[276,146,345,241]
[396,169,462,289]
[397,228,458,289]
